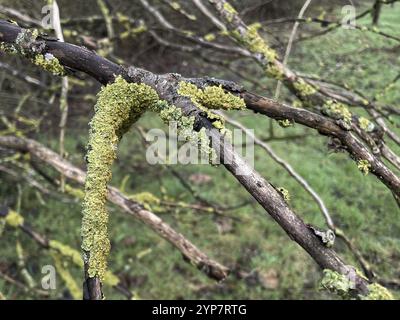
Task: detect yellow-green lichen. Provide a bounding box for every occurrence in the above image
[33,53,65,76]
[357,159,371,176]
[129,192,161,211]
[15,29,39,48]
[232,23,277,64]
[64,184,85,199]
[51,252,82,300]
[361,283,393,300]
[204,33,216,42]
[277,187,290,202]
[82,76,159,280]
[79,76,229,280]
[0,42,17,54]
[319,269,353,299]
[322,100,352,128]
[358,117,374,132]
[120,22,147,39]
[13,30,59,73]
[177,81,244,138]
[49,240,119,287]
[130,192,160,205]
[168,1,196,20]
[178,81,246,111]
[265,62,284,80]
[155,102,217,163]
[278,119,293,128]
[49,240,83,266]
[223,2,238,21]
[292,100,304,108]
[293,79,317,97]
[5,210,24,227]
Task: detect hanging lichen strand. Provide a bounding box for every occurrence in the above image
[81,76,159,281]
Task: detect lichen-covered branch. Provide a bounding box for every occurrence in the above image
[241,92,400,199]
[81,76,159,298]
[205,0,400,188]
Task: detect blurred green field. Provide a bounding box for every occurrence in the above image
[0,3,399,299]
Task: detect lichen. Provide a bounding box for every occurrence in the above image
[82,76,159,280]
[154,102,217,163]
[323,230,335,247]
[322,100,352,128]
[168,1,196,20]
[355,267,369,281]
[361,283,394,300]
[64,184,85,199]
[51,252,82,300]
[129,192,161,211]
[177,81,246,111]
[120,22,147,39]
[3,29,65,76]
[177,81,245,135]
[0,42,17,54]
[278,119,293,128]
[277,187,290,202]
[293,79,317,97]
[130,192,160,204]
[223,2,238,21]
[204,33,216,42]
[15,29,39,51]
[358,117,374,132]
[361,99,369,106]
[49,240,83,266]
[5,210,24,227]
[233,23,277,63]
[49,240,119,287]
[33,53,65,76]
[357,159,371,176]
[79,76,231,279]
[265,62,284,80]
[320,268,392,300]
[319,269,353,299]
[311,227,335,248]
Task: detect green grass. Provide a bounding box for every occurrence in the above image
[1,3,399,300]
